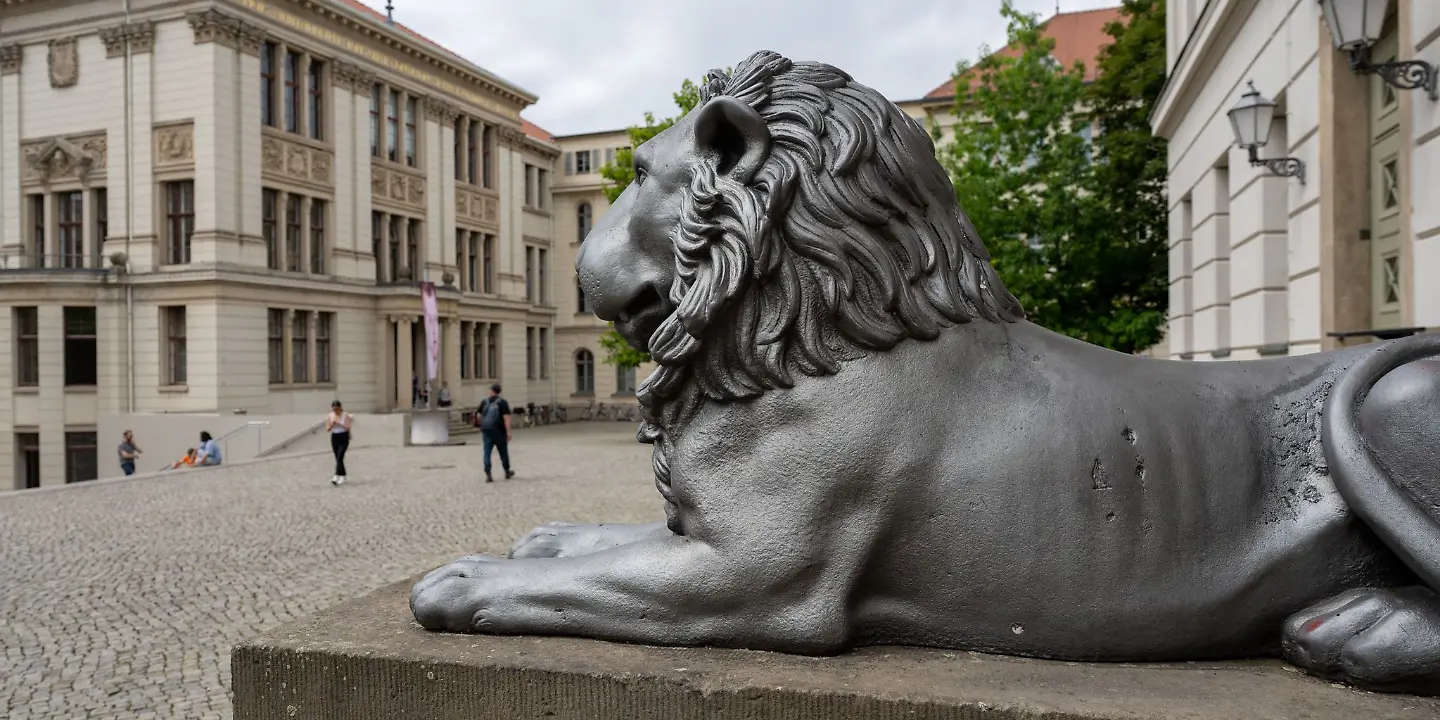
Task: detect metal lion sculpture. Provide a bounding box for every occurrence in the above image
[413,50,1440,695]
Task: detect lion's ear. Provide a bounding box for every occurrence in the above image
[692,96,771,185]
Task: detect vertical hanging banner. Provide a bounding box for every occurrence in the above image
[420,281,441,382]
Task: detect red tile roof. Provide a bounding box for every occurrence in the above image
[332,1,556,140]
[923,6,1126,100]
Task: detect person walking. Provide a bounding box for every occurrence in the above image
[326,399,353,486]
[118,430,143,476]
[476,384,515,483]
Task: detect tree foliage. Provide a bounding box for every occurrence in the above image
[940,0,1168,354]
[593,79,702,368]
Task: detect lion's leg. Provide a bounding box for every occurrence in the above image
[1282,587,1440,695]
[508,519,670,558]
[412,534,850,653]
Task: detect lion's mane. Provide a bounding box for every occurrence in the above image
[638,50,1024,435]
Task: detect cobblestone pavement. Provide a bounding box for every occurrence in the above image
[0,423,662,720]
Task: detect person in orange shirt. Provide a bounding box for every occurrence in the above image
[168,448,197,470]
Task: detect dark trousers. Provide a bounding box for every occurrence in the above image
[481,430,510,473]
[331,432,350,476]
[120,461,135,476]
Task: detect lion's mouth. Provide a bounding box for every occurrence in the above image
[615,285,669,352]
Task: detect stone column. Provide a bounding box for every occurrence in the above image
[443,316,462,396]
[396,315,414,408]
[1,44,21,259]
[307,310,318,385]
[1317,18,1372,351]
[36,305,64,486]
[377,211,391,282]
[238,25,265,266]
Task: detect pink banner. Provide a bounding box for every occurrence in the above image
[420,281,440,382]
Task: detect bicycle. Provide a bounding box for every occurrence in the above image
[551,403,568,423]
[580,400,597,421]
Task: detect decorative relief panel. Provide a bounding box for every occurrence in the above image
[262,133,334,190]
[47,37,78,89]
[154,122,194,171]
[424,97,459,124]
[22,132,107,187]
[456,187,500,227]
[371,165,427,212]
[332,60,375,93]
[99,21,156,58]
[497,126,527,149]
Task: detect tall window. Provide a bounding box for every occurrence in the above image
[263,189,280,270]
[538,328,548,378]
[64,431,97,484]
[15,307,38,387]
[369,84,382,157]
[574,150,592,174]
[16,432,40,489]
[309,199,326,274]
[163,306,186,385]
[164,181,194,265]
[526,327,535,379]
[538,248,548,304]
[487,324,500,380]
[94,188,108,260]
[58,191,83,268]
[575,350,595,394]
[292,310,310,383]
[386,89,400,163]
[577,280,591,314]
[460,321,471,378]
[30,194,45,267]
[481,125,494,188]
[406,218,421,276]
[482,235,494,292]
[525,247,534,303]
[471,324,484,378]
[260,42,277,126]
[524,164,536,206]
[285,195,302,272]
[467,121,479,183]
[577,202,592,241]
[63,306,97,387]
[283,50,300,133]
[268,309,285,384]
[316,312,332,384]
[467,234,479,292]
[371,211,384,282]
[307,59,324,140]
[404,96,417,167]
[389,215,403,281]
[617,365,637,395]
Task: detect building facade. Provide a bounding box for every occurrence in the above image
[0,0,562,488]
[1153,0,1437,361]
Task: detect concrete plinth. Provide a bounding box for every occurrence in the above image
[408,410,450,446]
[232,579,1440,720]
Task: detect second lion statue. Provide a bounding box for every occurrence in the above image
[412,50,1440,695]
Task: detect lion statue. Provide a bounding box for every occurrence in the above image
[413,50,1440,695]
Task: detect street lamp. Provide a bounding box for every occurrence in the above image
[1228,81,1305,184]
[1318,0,1438,100]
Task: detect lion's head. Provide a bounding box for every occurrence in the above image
[577,50,1024,427]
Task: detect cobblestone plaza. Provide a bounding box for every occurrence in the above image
[0,423,659,719]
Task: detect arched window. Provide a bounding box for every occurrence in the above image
[575,349,595,394]
[616,365,636,396]
[577,202,593,241]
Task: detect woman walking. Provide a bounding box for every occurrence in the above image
[326,400,353,486]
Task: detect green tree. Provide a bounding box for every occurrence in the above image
[940,0,1167,354]
[593,78,702,368]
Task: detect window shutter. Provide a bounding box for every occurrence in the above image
[564,152,573,175]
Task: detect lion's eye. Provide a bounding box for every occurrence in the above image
[635,166,648,186]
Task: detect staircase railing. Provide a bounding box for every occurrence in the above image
[220,420,271,460]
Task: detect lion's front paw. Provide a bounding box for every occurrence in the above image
[1282,587,1440,695]
[410,554,504,632]
[508,520,662,559]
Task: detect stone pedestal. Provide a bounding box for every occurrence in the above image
[407,410,450,446]
[232,578,1440,720]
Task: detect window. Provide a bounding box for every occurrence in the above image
[605,147,615,167]
[537,169,549,209]
[482,125,494,188]
[407,218,421,276]
[16,432,40,490]
[285,195,302,272]
[471,324,483,378]
[15,307,38,387]
[316,312,332,384]
[538,328,548,378]
[164,181,194,265]
[387,89,400,163]
[524,164,536,206]
[292,310,310,383]
[95,188,108,258]
[466,120,479,183]
[482,235,494,292]
[577,280,591,314]
[283,50,300,133]
[577,202,592,241]
[525,247,534,302]
[263,189,280,270]
[466,233,479,292]
[64,431,97,483]
[371,211,384,282]
[460,321,471,378]
[58,191,83,268]
[487,324,500,379]
[307,59,324,141]
[575,349,595,394]
[526,327,535,379]
[538,248,548,304]
[404,96,417,167]
[63,306,97,387]
[310,199,326,274]
[163,306,186,385]
[388,215,403,281]
[617,365,636,396]
[260,42,277,126]
[369,84,382,157]
[575,150,592,174]
[30,194,45,267]
[268,309,285,384]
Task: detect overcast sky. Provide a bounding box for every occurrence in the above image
[371,0,1123,136]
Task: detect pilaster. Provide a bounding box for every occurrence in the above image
[186,9,243,264]
[396,316,414,409]
[1,53,20,258]
[36,306,64,486]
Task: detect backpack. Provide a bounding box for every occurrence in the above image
[477,397,504,432]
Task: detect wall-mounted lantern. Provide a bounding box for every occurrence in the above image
[1319,0,1438,100]
[1228,81,1306,184]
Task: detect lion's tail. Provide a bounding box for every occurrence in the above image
[1323,332,1440,589]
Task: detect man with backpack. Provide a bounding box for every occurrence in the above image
[475,383,515,483]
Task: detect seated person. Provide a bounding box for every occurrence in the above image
[438,381,453,408]
[169,448,197,470]
[194,431,223,466]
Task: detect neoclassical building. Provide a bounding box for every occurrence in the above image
[1153,0,1437,361]
[0,0,561,487]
